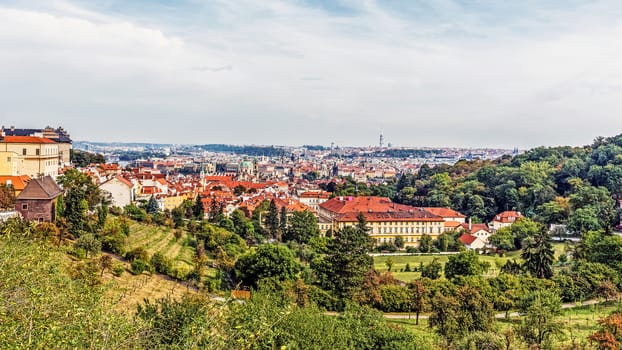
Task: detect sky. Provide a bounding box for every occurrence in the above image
[1,0,622,148]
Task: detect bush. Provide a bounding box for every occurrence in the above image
[112,264,125,277]
[150,252,171,275]
[376,243,397,253]
[126,247,149,262]
[130,259,151,275]
[406,246,419,254]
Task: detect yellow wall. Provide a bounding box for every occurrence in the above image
[322,220,445,247]
[1,142,59,178]
[163,195,189,211]
[0,151,22,176]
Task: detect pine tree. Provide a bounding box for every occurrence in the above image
[146,195,159,214]
[193,195,204,219]
[266,199,280,240]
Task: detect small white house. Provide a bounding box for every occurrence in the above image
[100,175,135,208]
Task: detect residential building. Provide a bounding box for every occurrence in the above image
[298,191,331,212]
[490,211,523,231]
[99,175,135,208]
[15,176,62,222]
[0,175,31,197]
[2,126,72,165]
[0,136,60,178]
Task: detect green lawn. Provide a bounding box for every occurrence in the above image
[125,221,194,272]
[373,243,566,283]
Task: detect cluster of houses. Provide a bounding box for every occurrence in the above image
[0,126,528,251]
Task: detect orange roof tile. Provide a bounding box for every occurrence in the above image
[3,136,56,144]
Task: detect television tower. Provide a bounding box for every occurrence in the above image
[379,130,384,149]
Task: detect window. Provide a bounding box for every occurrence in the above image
[22,148,27,155]
[22,203,28,210]
[36,149,40,156]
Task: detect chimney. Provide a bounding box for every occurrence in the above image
[469,217,472,231]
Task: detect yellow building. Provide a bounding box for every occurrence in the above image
[0,136,59,178]
[0,151,23,176]
[163,194,192,212]
[318,196,447,247]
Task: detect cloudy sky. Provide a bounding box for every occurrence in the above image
[1,0,622,148]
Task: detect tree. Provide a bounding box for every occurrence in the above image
[283,210,319,244]
[279,206,287,239]
[234,244,301,288]
[445,250,488,279]
[521,231,554,279]
[58,169,101,232]
[312,224,373,302]
[98,255,113,276]
[421,258,442,279]
[589,313,622,350]
[385,257,394,272]
[74,233,102,258]
[266,199,280,240]
[488,227,515,251]
[515,289,563,349]
[0,184,15,210]
[146,195,159,214]
[394,236,404,249]
[409,279,429,325]
[193,195,204,220]
[419,234,432,253]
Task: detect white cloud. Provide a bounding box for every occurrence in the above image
[1,0,622,147]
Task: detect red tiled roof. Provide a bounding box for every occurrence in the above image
[422,207,466,218]
[3,136,56,144]
[459,234,478,246]
[493,211,523,223]
[460,223,490,234]
[0,175,31,191]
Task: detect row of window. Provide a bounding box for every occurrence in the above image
[373,221,442,226]
[378,236,420,243]
[373,226,442,234]
[21,148,58,156]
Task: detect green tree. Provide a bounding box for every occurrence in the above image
[521,231,554,279]
[74,233,102,258]
[58,169,101,232]
[394,236,404,249]
[279,206,287,239]
[146,195,159,214]
[283,210,319,244]
[409,279,429,325]
[421,258,442,279]
[234,244,301,288]
[419,234,432,253]
[445,250,488,279]
[515,289,563,349]
[0,184,15,210]
[312,224,373,302]
[193,195,204,220]
[266,199,280,240]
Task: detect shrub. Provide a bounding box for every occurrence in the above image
[130,259,150,275]
[112,264,125,277]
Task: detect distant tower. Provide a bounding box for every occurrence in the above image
[379,130,384,149]
[330,142,335,153]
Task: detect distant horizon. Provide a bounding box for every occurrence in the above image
[2,1,622,149]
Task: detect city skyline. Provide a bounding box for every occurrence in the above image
[2,1,622,148]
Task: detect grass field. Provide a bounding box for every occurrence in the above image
[125,221,195,274]
[373,243,567,282]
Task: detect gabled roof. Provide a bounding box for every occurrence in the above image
[16,176,62,200]
[459,233,478,245]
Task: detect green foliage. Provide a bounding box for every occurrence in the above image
[137,295,223,348]
[70,149,105,167]
[193,195,204,219]
[521,230,555,279]
[444,250,489,279]
[0,236,141,348]
[150,251,172,274]
[266,199,280,240]
[58,169,102,232]
[421,258,443,279]
[73,233,101,258]
[146,195,159,214]
[515,289,564,349]
[234,244,301,288]
[283,210,320,244]
[312,224,373,303]
[130,259,151,275]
